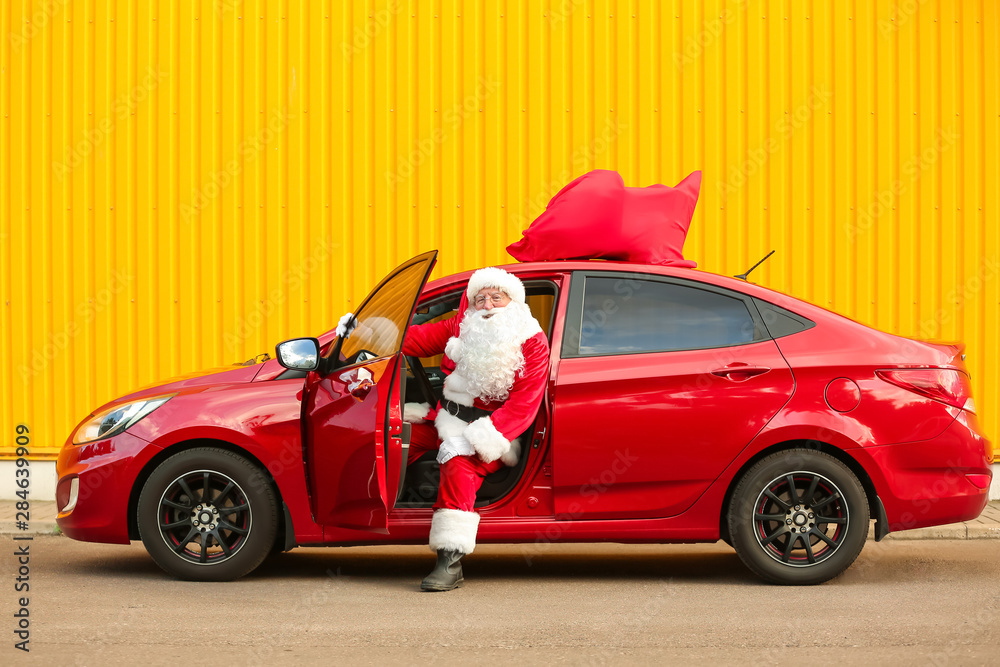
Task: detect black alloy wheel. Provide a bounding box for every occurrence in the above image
[728,449,869,585]
[138,448,279,581]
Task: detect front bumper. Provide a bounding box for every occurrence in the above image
[865,411,992,532]
[55,431,161,544]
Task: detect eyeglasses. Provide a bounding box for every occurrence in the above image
[474,293,508,306]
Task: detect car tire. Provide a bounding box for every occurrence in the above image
[137,447,279,581]
[727,449,869,585]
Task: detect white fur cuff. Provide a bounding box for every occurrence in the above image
[500,438,521,467]
[444,336,463,361]
[402,402,431,423]
[464,416,511,465]
[428,508,480,554]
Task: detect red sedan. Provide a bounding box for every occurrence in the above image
[56,251,993,584]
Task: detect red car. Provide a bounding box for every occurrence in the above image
[56,251,993,585]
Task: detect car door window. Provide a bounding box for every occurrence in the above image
[337,260,431,362]
[570,276,761,357]
[410,280,559,363]
[405,281,558,402]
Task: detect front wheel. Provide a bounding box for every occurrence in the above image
[727,449,870,585]
[137,447,279,581]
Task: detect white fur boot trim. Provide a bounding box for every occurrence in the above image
[464,416,511,465]
[402,402,431,423]
[434,408,469,440]
[428,508,480,554]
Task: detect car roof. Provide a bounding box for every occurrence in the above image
[423,259,854,328]
[428,260,765,298]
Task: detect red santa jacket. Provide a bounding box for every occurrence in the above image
[401,297,549,466]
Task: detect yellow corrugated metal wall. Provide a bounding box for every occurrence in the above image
[2,0,998,457]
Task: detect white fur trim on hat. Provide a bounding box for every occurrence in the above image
[466,267,526,305]
[464,415,512,465]
[402,402,431,423]
[428,508,480,554]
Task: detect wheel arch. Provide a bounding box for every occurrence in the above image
[718,439,879,544]
[127,438,290,548]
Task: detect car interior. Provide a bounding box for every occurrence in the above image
[396,280,558,508]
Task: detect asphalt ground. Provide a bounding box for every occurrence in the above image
[2,536,999,665]
[4,501,1000,538]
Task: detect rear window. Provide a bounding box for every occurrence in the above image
[574,276,758,356]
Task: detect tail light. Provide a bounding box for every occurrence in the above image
[876,368,975,412]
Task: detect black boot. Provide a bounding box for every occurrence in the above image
[420,549,465,591]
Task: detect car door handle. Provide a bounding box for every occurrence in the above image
[346,367,375,399]
[350,378,374,399]
[711,364,771,381]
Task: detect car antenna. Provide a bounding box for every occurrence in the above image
[735,250,775,281]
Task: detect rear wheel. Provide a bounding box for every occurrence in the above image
[137,447,278,581]
[728,449,869,585]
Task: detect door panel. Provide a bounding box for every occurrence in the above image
[304,357,397,530]
[553,342,794,519]
[303,251,436,531]
[552,272,794,520]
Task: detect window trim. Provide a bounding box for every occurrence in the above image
[410,279,561,342]
[752,297,816,339]
[560,270,771,359]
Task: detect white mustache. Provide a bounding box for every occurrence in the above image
[469,305,507,320]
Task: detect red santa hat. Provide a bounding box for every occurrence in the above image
[465,267,526,305]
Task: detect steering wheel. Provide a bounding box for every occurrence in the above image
[406,356,438,406]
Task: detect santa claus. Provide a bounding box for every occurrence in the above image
[391,267,549,590]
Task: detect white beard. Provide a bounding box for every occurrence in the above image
[442,301,542,405]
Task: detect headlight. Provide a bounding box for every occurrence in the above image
[72,395,175,445]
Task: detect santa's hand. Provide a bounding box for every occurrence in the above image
[335,312,357,338]
[437,435,475,465]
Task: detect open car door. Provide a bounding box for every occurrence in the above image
[302,250,437,531]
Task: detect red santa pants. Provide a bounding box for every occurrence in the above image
[407,421,504,512]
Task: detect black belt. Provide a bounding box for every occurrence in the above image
[441,399,493,423]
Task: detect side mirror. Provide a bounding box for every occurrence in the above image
[275,338,321,372]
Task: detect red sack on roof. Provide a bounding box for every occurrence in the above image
[506,170,701,267]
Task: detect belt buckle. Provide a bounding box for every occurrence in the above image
[447,401,461,417]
